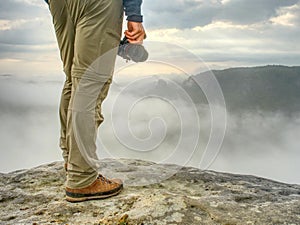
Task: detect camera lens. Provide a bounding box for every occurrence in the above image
[127,45,148,62]
[118,37,148,62]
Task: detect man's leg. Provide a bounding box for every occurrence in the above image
[48,0,75,164]
[65,0,123,189]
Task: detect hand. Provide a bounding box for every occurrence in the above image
[125,21,146,44]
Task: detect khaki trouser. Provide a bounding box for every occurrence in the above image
[49,0,123,188]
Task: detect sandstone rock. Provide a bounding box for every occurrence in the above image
[0,159,299,225]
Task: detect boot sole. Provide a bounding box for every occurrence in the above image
[66,187,123,203]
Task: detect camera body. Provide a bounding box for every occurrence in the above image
[118,37,148,63]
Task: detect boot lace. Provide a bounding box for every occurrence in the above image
[98,174,113,184]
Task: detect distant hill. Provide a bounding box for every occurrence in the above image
[3,65,297,116]
[184,65,300,115]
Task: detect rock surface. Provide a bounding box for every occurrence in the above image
[0,159,300,225]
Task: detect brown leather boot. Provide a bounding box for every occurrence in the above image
[65,174,123,202]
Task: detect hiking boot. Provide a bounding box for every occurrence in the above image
[65,174,123,202]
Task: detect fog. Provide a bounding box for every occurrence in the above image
[0,75,62,171]
[0,71,299,185]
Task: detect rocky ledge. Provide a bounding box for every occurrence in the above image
[0,159,299,225]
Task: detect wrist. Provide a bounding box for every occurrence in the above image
[127,15,143,23]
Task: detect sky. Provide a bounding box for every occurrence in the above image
[0,0,300,184]
[0,0,300,77]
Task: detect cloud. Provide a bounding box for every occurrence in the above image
[143,0,299,29]
[0,71,300,184]
[0,0,300,76]
[0,18,54,45]
[147,24,300,68]
[0,0,47,20]
[143,0,222,29]
[141,0,300,68]
[210,110,300,184]
[270,2,300,27]
[216,0,299,25]
[95,74,300,184]
[0,0,55,53]
[144,1,300,68]
[0,0,59,75]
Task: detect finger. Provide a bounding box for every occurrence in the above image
[127,32,144,41]
[124,30,134,39]
[127,35,145,44]
[125,29,143,38]
[125,30,145,40]
[125,32,136,40]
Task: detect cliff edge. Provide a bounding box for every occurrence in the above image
[0,159,299,225]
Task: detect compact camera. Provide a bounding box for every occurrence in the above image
[118,37,148,63]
